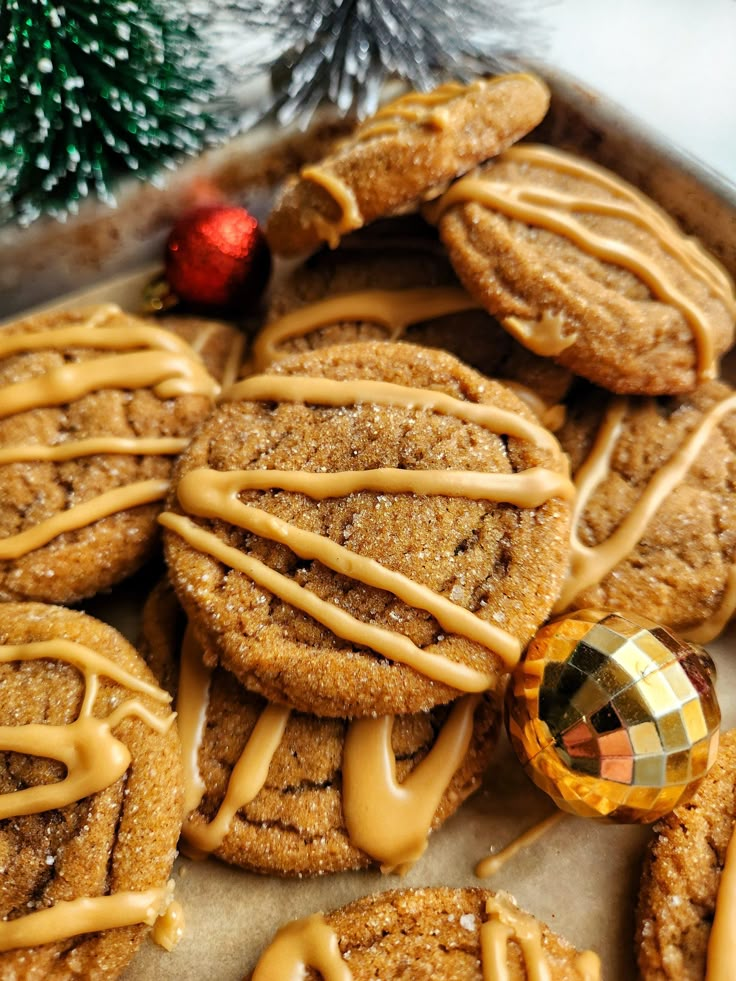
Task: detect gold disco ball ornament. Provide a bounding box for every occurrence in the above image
[506,610,721,822]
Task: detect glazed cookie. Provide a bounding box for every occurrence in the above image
[255,245,572,415]
[266,73,550,256]
[139,579,500,876]
[161,342,574,718]
[636,729,736,980]
[431,144,736,394]
[0,304,218,604]
[554,379,736,640]
[248,887,601,979]
[0,602,183,978]
[159,315,247,388]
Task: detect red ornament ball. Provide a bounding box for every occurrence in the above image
[165,205,271,313]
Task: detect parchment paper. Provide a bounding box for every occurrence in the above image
[18,75,736,980]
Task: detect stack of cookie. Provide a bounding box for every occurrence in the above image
[246,71,736,974]
[1,69,736,978]
[156,337,573,877]
[0,309,245,975]
[260,70,736,645]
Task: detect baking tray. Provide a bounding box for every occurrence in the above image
[4,71,736,980]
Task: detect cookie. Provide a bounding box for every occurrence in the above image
[554,379,736,640]
[431,144,736,395]
[0,304,218,604]
[139,578,500,876]
[254,245,572,417]
[159,315,247,388]
[636,729,736,980]
[161,341,574,718]
[0,602,183,978]
[266,73,550,256]
[248,887,600,979]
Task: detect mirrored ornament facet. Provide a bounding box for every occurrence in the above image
[506,610,721,822]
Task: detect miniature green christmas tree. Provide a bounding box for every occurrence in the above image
[0,0,216,226]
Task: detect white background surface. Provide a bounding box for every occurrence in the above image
[534,0,736,186]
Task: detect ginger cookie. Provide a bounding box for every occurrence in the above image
[431,144,736,395]
[139,578,500,876]
[0,602,183,978]
[248,887,601,979]
[161,341,573,718]
[256,245,572,416]
[0,304,218,604]
[266,73,550,256]
[554,379,736,641]
[636,729,736,980]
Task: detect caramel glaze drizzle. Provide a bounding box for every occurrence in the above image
[176,624,286,855]
[0,479,170,560]
[298,75,547,247]
[355,74,545,144]
[430,144,736,381]
[250,894,600,981]
[342,694,480,873]
[177,624,480,871]
[555,392,736,616]
[221,375,562,455]
[0,305,218,561]
[480,896,601,981]
[297,168,362,248]
[162,374,573,687]
[0,638,175,952]
[251,914,352,981]
[0,890,172,955]
[251,287,481,372]
[475,812,565,879]
[706,821,736,981]
[503,311,576,359]
[151,899,185,952]
[0,436,188,466]
[180,628,290,857]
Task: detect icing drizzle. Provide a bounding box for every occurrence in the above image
[475,812,565,879]
[341,694,480,873]
[162,373,573,686]
[0,635,175,951]
[480,896,600,981]
[430,144,736,380]
[0,479,170,560]
[249,893,600,980]
[0,890,171,954]
[252,287,480,371]
[176,623,482,870]
[556,392,736,619]
[251,914,352,981]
